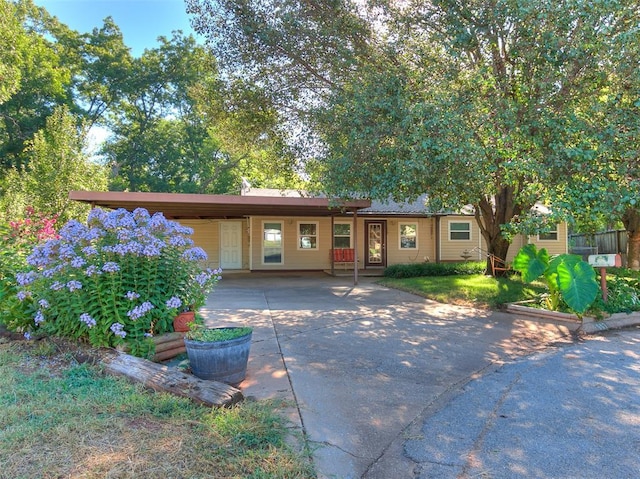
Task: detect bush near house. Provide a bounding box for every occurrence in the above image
[384,261,486,278]
[591,268,640,315]
[8,208,219,357]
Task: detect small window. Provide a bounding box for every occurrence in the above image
[333,223,351,248]
[449,221,471,241]
[539,227,558,241]
[400,223,417,249]
[298,222,318,249]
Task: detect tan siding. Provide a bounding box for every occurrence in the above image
[440,217,483,262]
[385,218,436,265]
[506,234,528,262]
[181,219,253,270]
[505,223,569,261]
[178,220,220,268]
[250,217,333,270]
[528,222,568,256]
[246,213,567,270]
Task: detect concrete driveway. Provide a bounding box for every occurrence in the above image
[200,272,613,478]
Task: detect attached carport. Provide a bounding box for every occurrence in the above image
[69,191,371,284]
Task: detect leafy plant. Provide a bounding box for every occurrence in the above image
[185,326,253,342]
[11,207,222,356]
[591,274,640,315]
[384,261,486,278]
[0,207,59,326]
[512,244,599,316]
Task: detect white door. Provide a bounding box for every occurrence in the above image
[220,221,243,269]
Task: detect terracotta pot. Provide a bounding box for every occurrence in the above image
[173,311,195,332]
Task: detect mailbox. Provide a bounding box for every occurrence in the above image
[588,254,622,267]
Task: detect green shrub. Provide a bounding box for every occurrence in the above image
[591,274,640,315]
[12,207,221,356]
[0,208,59,326]
[383,261,486,278]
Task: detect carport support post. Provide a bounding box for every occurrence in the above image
[330,215,335,276]
[353,208,359,285]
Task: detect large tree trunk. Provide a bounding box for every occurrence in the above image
[474,186,530,276]
[622,208,640,270]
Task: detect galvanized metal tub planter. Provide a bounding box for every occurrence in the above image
[184,327,252,386]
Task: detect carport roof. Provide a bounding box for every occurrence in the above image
[69,191,371,219]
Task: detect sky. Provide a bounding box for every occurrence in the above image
[33,0,204,57]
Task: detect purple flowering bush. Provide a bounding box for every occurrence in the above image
[12,207,221,356]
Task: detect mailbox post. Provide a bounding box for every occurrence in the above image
[588,254,622,302]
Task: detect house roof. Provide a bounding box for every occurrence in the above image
[68,191,371,219]
[359,195,434,216]
[241,187,438,217]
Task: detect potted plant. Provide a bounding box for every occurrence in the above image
[184,325,253,386]
[172,306,197,332]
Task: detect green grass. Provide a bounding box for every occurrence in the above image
[379,274,547,309]
[0,338,315,479]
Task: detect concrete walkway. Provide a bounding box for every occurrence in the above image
[200,272,638,478]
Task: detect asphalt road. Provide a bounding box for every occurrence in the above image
[402,326,640,479]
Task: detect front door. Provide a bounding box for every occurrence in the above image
[365,220,386,268]
[220,221,243,269]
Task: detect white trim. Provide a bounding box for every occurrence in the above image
[248,217,253,271]
[537,225,559,241]
[297,221,319,250]
[261,220,283,265]
[399,222,418,250]
[448,220,472,241]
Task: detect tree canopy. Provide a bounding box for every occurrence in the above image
[1,0,303,224]
[188,0,640,269]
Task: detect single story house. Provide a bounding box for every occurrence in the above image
[69,188,567,281]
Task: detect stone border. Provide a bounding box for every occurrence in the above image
[505,303,640,334]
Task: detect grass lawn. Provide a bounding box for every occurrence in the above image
[0,337,315,479]
[379,274,547,309]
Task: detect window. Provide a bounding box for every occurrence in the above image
[399,223,417,249]
[333,223,351,248]
[538,226,559,241]
[298,222,318,249]
[449,221,471,241]
[263,222,282,264]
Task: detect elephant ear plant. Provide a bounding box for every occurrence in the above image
[512,244,599,317]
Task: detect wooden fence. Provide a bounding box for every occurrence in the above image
[569,230,627,264]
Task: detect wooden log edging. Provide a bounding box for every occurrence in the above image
[118,332,187,362]
[100,349,243,407]
[151,333,186,361]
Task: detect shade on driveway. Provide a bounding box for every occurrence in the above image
[200,272,576,478]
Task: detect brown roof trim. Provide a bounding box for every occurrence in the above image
[69,191,371,219]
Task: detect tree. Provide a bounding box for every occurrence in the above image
[549,8,640,268]
[101,33,235,193]
[187,0,639,272]
[103,32,302,193]
[186,0,375,123]
[0,0,28,105]
[65,17,134,129]
[0,0,76,173]
[1,105,108,223]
